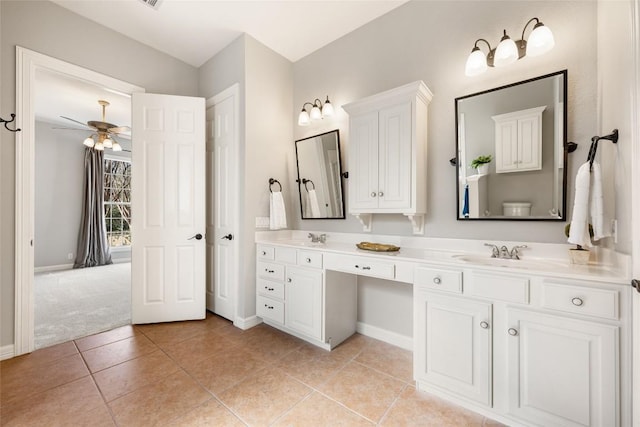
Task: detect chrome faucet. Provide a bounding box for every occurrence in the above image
[509,245,528,260]
[484,243,528,260]
[308,233,326,244]
[484,243,500,258]
[499,245,510,259]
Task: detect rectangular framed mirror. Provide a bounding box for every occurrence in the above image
[295,130,345,219]
[455,70,568,220]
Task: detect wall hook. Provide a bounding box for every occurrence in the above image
[1,113,21,132]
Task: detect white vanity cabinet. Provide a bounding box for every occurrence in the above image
[414,266,629,427]
[285,266,322,340]
[492,106,546,173]
[343,81,433,234]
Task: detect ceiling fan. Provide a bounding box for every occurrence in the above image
[58,99,130,151]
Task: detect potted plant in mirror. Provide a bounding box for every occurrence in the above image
[471,155,492,175]
[564,223,594,265]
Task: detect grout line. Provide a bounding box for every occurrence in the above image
[377,382,409,425]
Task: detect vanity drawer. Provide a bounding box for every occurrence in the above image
[414,267,462,294]
[467,272,529,304]
[257,279,285,300]
[297,250,323,269]
[324,254,395,280]
[257,261,285,281]
[257,295,284,324]
[275,247,297,264]
[541,282,618,320]
[257,245,275,260]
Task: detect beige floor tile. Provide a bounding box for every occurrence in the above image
[217,366,311,426]
[0,353,89,406]
[162,398,244,427]
[273,392,373,427]
[355,340,413,382]
[93,350,181,401]
[108,370,211,426]
[0,341,78,372]
[1,376,106,426]
[483,417,509,426]
[318,361,405,423]
[240,326,304,362]
[328,333,375,361]
[380,386,485,426]
[185,347,267,394]
[81,334,158,373]
[136,319,217,348]
[162,330,237,369]
[276,346,349,388]
[75,325,138,352]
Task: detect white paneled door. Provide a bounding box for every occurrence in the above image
[131,93,206,324]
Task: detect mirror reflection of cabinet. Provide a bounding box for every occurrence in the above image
[294,130,345,219]
[492,106,546,173]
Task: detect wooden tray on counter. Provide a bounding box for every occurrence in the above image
[356,242,400,252]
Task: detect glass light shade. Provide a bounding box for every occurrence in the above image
[112,141,123,152]
[83,136,95,147]
[321,101,334,117]
[94,141,104,151]
[298,109,310,126]
[103,137,113,148]
[310,105,322,121]
[465,49,488,76]
[526,24,555,57]
[494,37,518,67]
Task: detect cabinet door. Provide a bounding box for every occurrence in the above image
[414,291,492,406]
[506,308,618,427]
[349,111,379,211]
[378,102,412,209]
[516,115,542,171]
[285,267,323,340]
[495,119,519,173]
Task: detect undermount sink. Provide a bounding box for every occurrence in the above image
[282,240,325,247]
[451,254,564,270]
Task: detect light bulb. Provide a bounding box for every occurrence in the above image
[83,136,95,147]
[321,98,334,117]
[112,141,122,152]
[526,22,555,57]
[465,48,488,76]
[103,137,113,148]
[494,31,518,67]
[310,104,322,121]
[298,109,310,126]
[94,141,104,151]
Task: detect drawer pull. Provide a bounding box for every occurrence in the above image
[265,269,275,273]
[508,328,519,336]
[355,265,371,270]
[306,257,311,263]
[264,304,274,310]
[480,321,489,329]
[264,286,274,291]
[287,278,292,283]
[261,251,267,256]
[571,297,584,306]
[433,276,442,285]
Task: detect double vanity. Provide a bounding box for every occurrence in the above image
[255,231,632,427]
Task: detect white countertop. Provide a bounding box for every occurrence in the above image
[256,230,632,284]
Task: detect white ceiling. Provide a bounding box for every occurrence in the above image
[50,0,408,67]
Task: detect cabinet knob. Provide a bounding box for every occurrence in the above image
[571,297,584,306]
[287,278,292,283]
[378,191,384,197]
[508,328,519,336]
[371,192,377,197]
[480,321,489,329]
[433,276,442,285]
[306,257,311,263]
[261,251,267,256]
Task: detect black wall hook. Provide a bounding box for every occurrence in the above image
[1,113,21,132]
[587,129,618,171]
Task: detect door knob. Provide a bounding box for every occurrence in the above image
[188,233,203,240]
[508,328,519,336]
[221,234,233,240]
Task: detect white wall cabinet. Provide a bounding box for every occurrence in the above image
[343,81,433,234]
[492,106,546,173]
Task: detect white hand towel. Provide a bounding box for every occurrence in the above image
[307,189,321,218]
[568,162,592,248]
[269,191,287,230]
[589,162,608,240]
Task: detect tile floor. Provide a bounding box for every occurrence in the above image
[1,313,504,426]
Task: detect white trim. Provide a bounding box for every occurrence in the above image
[233,315,261,330]
[34,264,73,274]
[356,321,413,351]
[0,345,15,361]
[14,46,144,357]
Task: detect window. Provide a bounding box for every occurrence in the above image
[104,158,131,247]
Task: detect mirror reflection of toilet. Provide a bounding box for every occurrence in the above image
[503,202,532,217]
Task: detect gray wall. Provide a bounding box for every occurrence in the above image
[1,0,198,347]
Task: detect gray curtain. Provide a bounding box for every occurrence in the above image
[74,147,112,268]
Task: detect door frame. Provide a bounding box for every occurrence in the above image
[14,46,144,356]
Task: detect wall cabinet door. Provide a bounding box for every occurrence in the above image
[414,291,492,406]
[378,102,412,209]
[493,106,545,174]
[350,111,380,210]
[285,267,323,340]
[506,308,619,427]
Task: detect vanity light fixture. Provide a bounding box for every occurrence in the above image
[465,17,555,76]
[298,96,334,126]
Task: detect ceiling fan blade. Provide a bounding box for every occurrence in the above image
[60,116,95,130]
[108,126,131,134]
[52,127,93,131]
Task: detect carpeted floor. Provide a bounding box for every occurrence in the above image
[34,263,131,349]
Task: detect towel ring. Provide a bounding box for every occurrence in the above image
[269,178,282,193]
[302,178,315,192]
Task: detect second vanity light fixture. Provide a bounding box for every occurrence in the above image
[465,17,555,77]
[298,96,334,126]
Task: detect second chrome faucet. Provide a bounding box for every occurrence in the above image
[484,243,528,260]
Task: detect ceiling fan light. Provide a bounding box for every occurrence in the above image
[103,137,113,148]
[94,141,105,151]
[83,136,95,147]
[112,141,123,152]
[526,22,555,57]
[494,32,518,67]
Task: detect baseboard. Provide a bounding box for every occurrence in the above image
[1,344,15,361]
[34,263,73,273]
[356,322,413,351]
[112,258,131,264]
[234,315,261,330]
